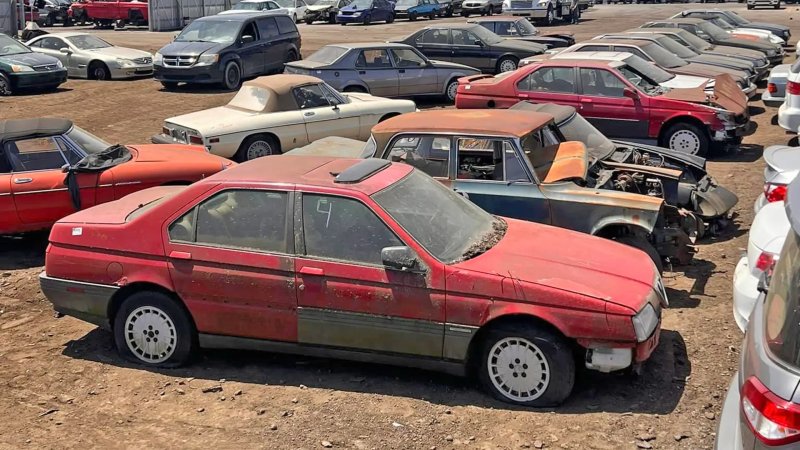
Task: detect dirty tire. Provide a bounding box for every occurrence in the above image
[235,134,280,162]
[0,73,12,96]
[386,13,394,22]
[409,12,417,20]
[615,235,664,274]
[661,122,708,156]
[161,81,179,90]
[305,17,314,24]
[222,61,242,91]
[445,78,459,102]
[496,56,518,73]
[113,291,195,368]
[478,323,575,407]
[89,61,110,80]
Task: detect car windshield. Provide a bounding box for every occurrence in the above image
[66,125,113,154]
[273,0,293,6]
[515,19,538,36]
[642,42,687,68]
[697,21,729,41]
[67,34,112,50]
[470,25,503,44]
[396,0,417,6]
[673,29,712,51]
[624,54,674,83]
[709,17,735,31]
[0,35,31,56]
[175,20,240,43]
[306,45,349,64]
[372,169,504,263]
[654,35,697,58]
[558,113,616,161]
[349,0,374,8]
[233,1,270,10]
[724,11,749,26]
[764,230,800,369]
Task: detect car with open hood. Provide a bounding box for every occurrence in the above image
[674,9,790,43]
[458,52,752,156]
[335,0,395,24]
[0,118,234,235]
[468,17,575,49]
[39,155,667,407]
[363,109,695,269]
[284,43,480,102]
[152,74,416,162]
[304,0,352,23]
[640,19,784,65]
[0,33,66,96]
[391,23,547,73]
[26,32,154,80]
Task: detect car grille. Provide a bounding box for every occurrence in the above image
[341,10,354,14]
[162,55,196,68]
[510,1,532,7]
[133,56,152,64]
[33,64,58,72]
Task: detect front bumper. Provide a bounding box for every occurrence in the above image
[584,323,661,373]
[768,52,785,66]
[9,69,67,89]
[743,82,757,98]
[506,7,547,17]
[761,89,785,107]
[336,14,367,23]
[462,3,490,11]
[714,374,745,450]
[154,63,223,84]
[711,119,755,142]
[733,256,759,333]
[39,273,116,330]
[110,63,154,79]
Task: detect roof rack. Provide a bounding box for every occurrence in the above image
[333,158,391,184]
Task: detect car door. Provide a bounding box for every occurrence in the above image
[294,192,445,358]
[0,154,19,234]
[295,0,307,18]
[354,48,399,97]
[515,66,580,109]
[256,16,283,72]
[5,135,97,227]
[412,28,453,62]
[294,83,362,141]
[164,188,298,342]
[389,47,438,96]
[451,29,489,71]
[576,67,649,140]
[238,20,263,77]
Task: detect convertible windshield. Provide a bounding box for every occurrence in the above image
[624,54,674,83]
[697,21,729,41]
[175,20,240,44]
[306,45,349,64]
[558,113,616,161]
[654,35,697,58]
[66,125,113,154]
[470,25,504,44]
[0,35,31,56]
[67,35,112,50]
[515,19,538,36]
[373,169,503,263]
[642,42,687,68]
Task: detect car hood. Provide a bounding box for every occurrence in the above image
[455,218,657,310]
[0,51,60,66]
[494,38,547,54]
[675,62,746,82]
[661,73,708,89]
[719,36,776,52]
[763,145,800,185]
[307,3,333,10]
[166,106,258,136]
[662,74,746,115]
[158,41,223,56]
[688,54,754,72]
[705,45,768,61]
[85,46,152,60]
[429,59,480,72]
[127,144,220,162]
[746,22,789,33]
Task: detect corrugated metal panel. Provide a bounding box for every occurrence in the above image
[149,0,232,31]
[0,0,18,36]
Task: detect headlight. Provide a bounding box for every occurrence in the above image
[195,53,219,66]
[116,58,135,68]
[715,109,734,123]
[154,52,163,65]
[632,303,659,342]
[11,64,33,73]
[55,60,63,68]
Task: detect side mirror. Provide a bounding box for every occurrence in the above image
[59,47,71,54]
[242,35,255,44]
[474,39,484,46]
[381,246,422,272]
[623,87,639,100]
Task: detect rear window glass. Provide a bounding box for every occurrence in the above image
[275,15,297,34]
[765,230,800,369]
[306,46,349,64]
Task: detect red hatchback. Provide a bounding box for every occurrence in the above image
[455,52,752,156]
[40,156,667,407]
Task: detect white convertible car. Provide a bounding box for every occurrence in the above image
[152,74,417,162]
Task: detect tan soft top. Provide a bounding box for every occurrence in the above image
[373,109,552,138]
[229,74,326,113]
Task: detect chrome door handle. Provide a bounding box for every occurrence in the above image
[304,111,315,117]
[13,178,32,184]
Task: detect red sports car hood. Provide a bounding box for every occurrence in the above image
[453,218,657,311]
[126,144,215,162]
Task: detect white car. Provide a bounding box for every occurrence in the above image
[219,0,290,15]
[152,74,417,162]
[272,0,309,22]
[778,64,800,135]
[755,145,800,212]
[733,200,789,332]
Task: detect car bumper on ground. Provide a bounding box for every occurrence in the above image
[754,193,768,213]
[714,373,744,450]
[733,256,759,333]
[506,7,547,17]
[39,273,115,330]
[778,102,800,132]
[154,64,223,84]
[9,69,68,89]
[762,89,785,107]
[110,63,154,79]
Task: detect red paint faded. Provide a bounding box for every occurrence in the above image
[45,156,660,365]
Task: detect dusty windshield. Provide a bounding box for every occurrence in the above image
[470,26,503,45]
[765,230,800,369]
[176,20,240,43]
[306,46,349,64]
[624,54,674,83]
[372,169,504,263]
[0,35,31,56]
[675,29,712,51]
[724,11,748,26]
[620,64,667,95]
[697,21,729,41]
[515,19,538,36]
[558,114,615,161]
[67,35,112,50]
[643,42,687,68]
[655,35,697,58]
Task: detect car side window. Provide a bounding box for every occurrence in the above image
[355,49,393,68]
[4,137,69,172]
[456,137,522,181]
[256,17,278,39]
[293,84,331,109]
[241,21,259,42]
[576,44,610,52]
[417,29,449,45]
[496,22,517,36]
[38,36,66,51]
[276,16,297,34]
[517,67,576,94]
[385,134,450,178]
[298,0,306,5]
[452,30,479,46]
[302,194,402,265]
[614,46,649,61]
[169,190,290,253]
[319,83,344,105]
[579,68,626,98]
[390,48,427,68]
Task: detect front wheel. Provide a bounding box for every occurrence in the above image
[305,17,314,24]
[386,13,394,22]
[222,61,242,91]
[478,323,575,407]
[113,291,196,367]
[661,122,709,156]
[161,81,179,90]
[496,56,518,73]
[0,73,13,96]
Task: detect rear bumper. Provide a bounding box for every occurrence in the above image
[762,89,785,107]
[733,256,758,333]
[39,273,116,330]
[9,70,67,89]
[154,64,223,84]
[714,374,745,450]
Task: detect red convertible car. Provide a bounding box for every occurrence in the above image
[455,52,752,156]
[0,118,234,235]
[40,156,666,407]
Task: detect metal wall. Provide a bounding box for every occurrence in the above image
[0,0,18,37]
[149,0,230,31]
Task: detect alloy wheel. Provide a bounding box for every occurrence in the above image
[124,306,178,364]
[487,337,550,402]
[668,129,701,154]
[247,140,274,160]
[499,59,517,72]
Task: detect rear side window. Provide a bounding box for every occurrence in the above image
[517,67,576,94]
[417,29,449,45]
[765,231,800,369]
[355,49,392,68]
[276,15,297,34]
[256,17,279,39]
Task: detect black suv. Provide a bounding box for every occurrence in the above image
[154,13,301,90]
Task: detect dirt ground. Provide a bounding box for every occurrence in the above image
[0,3,797,449]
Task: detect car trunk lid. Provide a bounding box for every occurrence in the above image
[53,186,184,227]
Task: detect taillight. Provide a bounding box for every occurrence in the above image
[768,83,777,94]
[787,80,800,95]
[765,183,788,203]
[742,376,800,446]
[755,251,776,273]
[189,135,203,145]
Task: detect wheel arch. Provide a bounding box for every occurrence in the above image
[107,282,195,331]
[592,222,654,239]
[240,131,284,156]
[341,82,370,93]
[379,112,402,122]
[657,114,710,146]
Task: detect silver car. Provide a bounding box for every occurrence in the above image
[284,42,480,102]
[764,64,791,108]
[715,177,800,450]
[26,32,153,80]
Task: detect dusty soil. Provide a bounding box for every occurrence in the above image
[0,4,797,449]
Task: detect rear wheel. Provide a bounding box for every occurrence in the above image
[496,56,518,73]
[661,122,709,156]
[235,134,280,162]
[428,11,436,18]
[386,13,394,22]
[615,235,664,274]
[343,85,368,93]
[409,12,417,20]
[445,78,459,101]
[305,17,314,24]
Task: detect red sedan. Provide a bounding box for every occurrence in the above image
[455,53,752,156]
[40,156,666,407]
[0,118,234,235]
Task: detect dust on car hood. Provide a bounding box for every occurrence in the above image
[661,74,746,115]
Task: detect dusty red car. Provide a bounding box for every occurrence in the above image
[40,156,667,407]
[0,118,234,235]
[456,52,752,156]
[69,0,148,27]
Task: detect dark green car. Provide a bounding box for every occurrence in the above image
[0,34,67,96]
